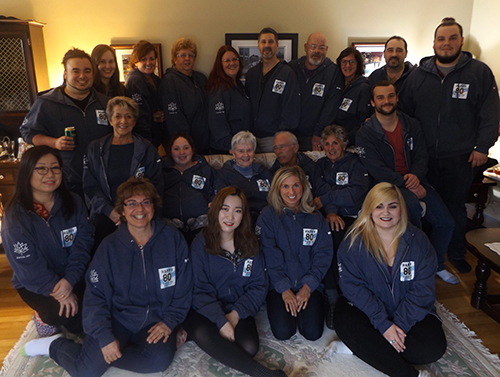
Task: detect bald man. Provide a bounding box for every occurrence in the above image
[289,33,343,151]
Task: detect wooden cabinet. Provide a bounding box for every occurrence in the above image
[0,161,19,203]
[0,17,49,141]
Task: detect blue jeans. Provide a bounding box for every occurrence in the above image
[400,183,454,271]
[50,319,177,377]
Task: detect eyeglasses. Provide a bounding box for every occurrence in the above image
[308,44,327,51]
[123,199,153,208]
[273,144,292,151]
[34,166,62,175]
[341,59,356,66]
[222,58,239,63]
[177,53,196,59]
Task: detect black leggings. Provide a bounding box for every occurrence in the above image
[17,281,85,334]
[183,311,262,375]
[266,289,325,341]
[333,296,447,377]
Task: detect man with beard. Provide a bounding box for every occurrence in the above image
[245,27,300,152]
[289,33,343,151]
[357,81,458,284]
[368,36,415,93]
[20,48,111,196]
[399,17,500,273]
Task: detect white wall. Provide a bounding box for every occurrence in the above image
[1,0,476,88]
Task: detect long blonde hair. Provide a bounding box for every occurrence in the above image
[347,182,408,263]
[268,166,315,216]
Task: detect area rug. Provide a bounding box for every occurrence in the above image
[2,303,500,377]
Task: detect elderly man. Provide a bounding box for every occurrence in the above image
[357,81,458,284]
[289,33,343,151]
[368,36,415,93]
[245,27,300,152]
[270,131,327,197]
[20,48,111,196]
[400,18,500,273]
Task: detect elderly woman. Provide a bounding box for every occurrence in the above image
[334,47,371,145]
[23,178,193,377]
[91,44,127,97]
[207,45,252,154]
[314,124,371,328]
[162,133,215,244]
[125,40,163,145]
[330,182,446,377]
[185,187,286,377]
[257,166,333,341]
[214,131,273,224]
[2,146,94,336]
[83,96,162,248]
[160,37,209,153]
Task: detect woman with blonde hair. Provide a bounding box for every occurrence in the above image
[257,166,332,341]
[160,37,209,153]
[330,182,446,377]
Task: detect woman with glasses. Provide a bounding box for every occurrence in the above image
[207,45,252,154]
[22,177,192,376]
[334,47,371,146]
[83,96,162,250]
[2,146,94,336]
[125,40,163,146]
[160,37,209,153]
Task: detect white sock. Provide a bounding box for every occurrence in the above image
[329,340,353,355]
[437,269,460,285]
[22,334,61,357]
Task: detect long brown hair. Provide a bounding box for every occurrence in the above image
[204,186,258,258]
[91,44,126,96]
[207,45,242,93]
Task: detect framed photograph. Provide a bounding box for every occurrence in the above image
[351,42,386,77]
[111,43,163,82]
[225,33,298,78]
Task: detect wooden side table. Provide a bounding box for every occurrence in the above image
[467,177,497,228]
[465,228,500,324]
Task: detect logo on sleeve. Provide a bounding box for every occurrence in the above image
[339,98,353,112]
[407,137,414,151]
[312,83,325,97]
[131,93,142,103]
[135,166,145,178]
[257,179,270,192]
[159,266,176,289]
[255,225,261,236]
[90,269,99,283]
[336,172,349,185]
[272,79,286,94]
[303,228,318,246]
[96,110,108,126]
[400,261,415,281]
[60,227,77,248]
[191,174,206,190]
[451,83,470,99]
[13,242,30,259]
[243,259,253,277]
[215,102,225,113]
[167,102,178,114]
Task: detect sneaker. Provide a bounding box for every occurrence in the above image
[437,269,460,284]
[33,312,60,337]
[451,259,472,273]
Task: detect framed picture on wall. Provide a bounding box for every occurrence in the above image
[225,33,298,78]
[351,41,386,77]
[111,43,163,82]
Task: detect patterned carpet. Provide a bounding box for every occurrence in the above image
[1,303,500,377]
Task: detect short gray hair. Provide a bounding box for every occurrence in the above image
[231,131,256,151]
[274,131,298,146]
[321,125,349,148]
[106,96,139,120]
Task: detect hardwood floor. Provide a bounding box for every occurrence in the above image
[1,249,500,364]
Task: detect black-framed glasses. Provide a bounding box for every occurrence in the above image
[34,166,62,175]
[123,199,153,208]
